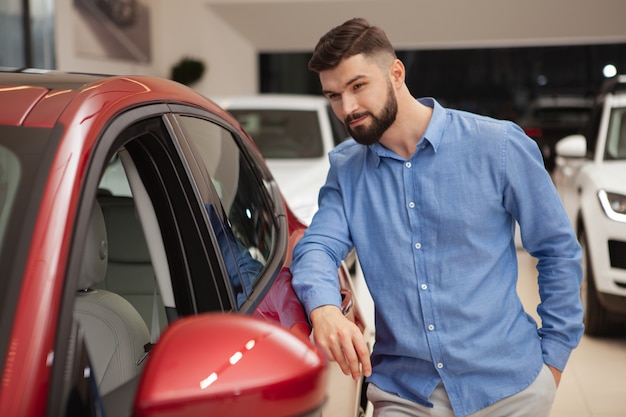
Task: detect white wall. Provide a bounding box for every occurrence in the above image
[206,0,626,52]
[54,0,626,97]
[55,0,257,97]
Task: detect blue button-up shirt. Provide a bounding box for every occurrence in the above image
[291,98,583,417]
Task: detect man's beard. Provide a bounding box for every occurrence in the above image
[345,82,398,146]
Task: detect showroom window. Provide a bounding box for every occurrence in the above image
[0,0,55,68]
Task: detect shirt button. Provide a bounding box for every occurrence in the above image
[405,162,412,168]
[428,324,435,331]
[408,202,415,208]
[421,284,428,290]
[415,243,421,249]
[437,363,444,369]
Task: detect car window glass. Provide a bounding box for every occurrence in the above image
[115,116,232,316]
[99,154,132,197]
[176,115,273,305]
[604,107,626,160]
[229,109,324,158]
[0,145,20,253]
[0,126,52,278]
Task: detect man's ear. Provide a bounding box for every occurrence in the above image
[389,59,405,87]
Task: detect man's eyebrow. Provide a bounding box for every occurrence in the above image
[322,74,366,96]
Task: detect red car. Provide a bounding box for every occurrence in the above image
[0,70,368,417]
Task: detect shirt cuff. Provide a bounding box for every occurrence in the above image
[541,337,574,371]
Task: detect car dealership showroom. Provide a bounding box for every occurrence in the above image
[1,0,626,416]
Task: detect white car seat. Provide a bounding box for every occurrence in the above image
[96,194,167,330]
[74,201,151,395]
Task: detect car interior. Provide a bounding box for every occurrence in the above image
[70,112,278,400]
[73,150,172,398]
[74,200,151,396]
[94,193,168,331]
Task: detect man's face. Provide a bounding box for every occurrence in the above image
[344,80,397,145]
[320,54,398,145]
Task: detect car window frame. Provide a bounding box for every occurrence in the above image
[46,102,136,417]
[166,113,257,308]
[166,104,290,314]
[121,116,232,315]
[46,101,291,416]
[47,103,233,416]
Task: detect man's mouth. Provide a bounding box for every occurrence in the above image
[345,112,369,127]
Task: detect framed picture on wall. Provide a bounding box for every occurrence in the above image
[72,0,151,63]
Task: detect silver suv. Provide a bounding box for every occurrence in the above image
[553,75,626,336]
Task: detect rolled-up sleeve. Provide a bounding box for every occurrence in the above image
[503,122,584,370]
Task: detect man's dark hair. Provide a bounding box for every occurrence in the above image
[308,17,397,73]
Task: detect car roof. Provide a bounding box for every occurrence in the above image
[0,69,234,128]
[0,69,109,90]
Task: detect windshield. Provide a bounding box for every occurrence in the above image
[0,126,54,251]
[0,145,20,254]
[228,109,324,159]
[0,125,55,344]
[604,106,626,160]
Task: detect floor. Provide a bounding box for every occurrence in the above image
[356,249,626,417]
[516,249,626,417]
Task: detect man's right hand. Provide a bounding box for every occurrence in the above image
[309,305,372,380]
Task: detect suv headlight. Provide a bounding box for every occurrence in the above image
[598,190,626,222]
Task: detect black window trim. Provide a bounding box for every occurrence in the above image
[166,104,290,314]
[160,113,237,311]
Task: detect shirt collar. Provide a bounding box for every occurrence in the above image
[368,97,446,166]
[418,97,445,154]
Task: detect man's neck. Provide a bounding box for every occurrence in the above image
[379,96,432,159]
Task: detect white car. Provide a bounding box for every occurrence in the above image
[217,94,350,225]
[553,74,626,336]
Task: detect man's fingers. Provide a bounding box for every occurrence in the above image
[326,332,371,380]
[339,339,362,379]
[328,341,353,376]
[355,338,372,377]
[309,305,371,380]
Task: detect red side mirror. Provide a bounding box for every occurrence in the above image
[134,314,327,417]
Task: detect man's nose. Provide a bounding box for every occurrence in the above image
[342,94,358,117]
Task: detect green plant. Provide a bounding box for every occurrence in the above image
[171,57,206,86]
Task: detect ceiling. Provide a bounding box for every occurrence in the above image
[207,0,626,53]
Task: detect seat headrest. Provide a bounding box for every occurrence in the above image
[98,196,151,263]
[78,201,108,290]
